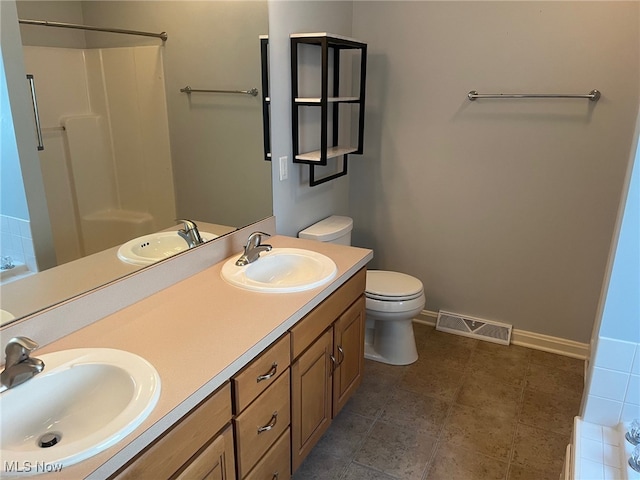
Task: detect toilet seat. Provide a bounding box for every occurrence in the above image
[365,270,424,302]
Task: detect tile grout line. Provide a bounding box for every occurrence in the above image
[421,336,480,480]
[338,372,402,480]
[505,353,533,479]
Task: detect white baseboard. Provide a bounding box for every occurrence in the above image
[413,309,589,360]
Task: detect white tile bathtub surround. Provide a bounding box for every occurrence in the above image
[0,215,35,270]
[573,419,625,480]
[585,337,640,426]
[592,367,634,402]
[627,376,640,406]
[585,396,625,427]
[623,404,640,424]
[633,347,640,375]
[596,337,638,373]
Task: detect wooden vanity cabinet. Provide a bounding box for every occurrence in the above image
[290,268,366,472]
[108,268,366,480]
[111,383,235,480]
[232,334,291,480]
[175,426,235,480]
[332,295,366,414]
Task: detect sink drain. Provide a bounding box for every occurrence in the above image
[38,432,61,448]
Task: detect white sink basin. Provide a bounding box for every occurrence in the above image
[0,348,161,473]
[221,248,337,293]
[117,231,218,266]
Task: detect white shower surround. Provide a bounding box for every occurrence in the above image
[21,45,176,262]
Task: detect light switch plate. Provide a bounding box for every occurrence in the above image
[279,156,288,181]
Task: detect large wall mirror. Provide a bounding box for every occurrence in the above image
[0,1,271,325]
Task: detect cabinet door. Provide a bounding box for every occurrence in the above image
[112,383,232,479]
[332,295,365,416]
[175,425,236,480]
[291,328,333,472]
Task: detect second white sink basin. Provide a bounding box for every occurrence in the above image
[221,248,337,293]
[0,348,161,472]
[117,231,218,266]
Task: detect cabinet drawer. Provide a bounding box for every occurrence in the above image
[235,370,290,478]
[244,429,291,480]
[233,333,290,413]
[290,267,366,359]
[113,383,232,479]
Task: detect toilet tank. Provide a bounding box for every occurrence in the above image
[298,216,353,245]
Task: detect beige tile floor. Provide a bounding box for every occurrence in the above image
[293,323,584,480]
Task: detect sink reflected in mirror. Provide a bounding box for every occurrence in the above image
[0,0,271,327]
[0,310,15,324]
[117,231,219,266]
[0,348,160,472]
[221,248,338,293]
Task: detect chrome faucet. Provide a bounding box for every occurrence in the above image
[1,336,45,390]
[235,231,272,266]
[177,219,204,248]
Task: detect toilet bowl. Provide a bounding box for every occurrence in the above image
[298,216,425,365]
[364,270,425,365]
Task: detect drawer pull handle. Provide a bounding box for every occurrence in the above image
[337,345,345,366]
[257,362,278,383]
[330,346,345,374]
[257,411,278,434]
[272,473,279,480]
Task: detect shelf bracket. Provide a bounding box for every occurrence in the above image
[309,155,348,187]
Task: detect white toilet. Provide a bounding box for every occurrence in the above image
[299,216,425,365]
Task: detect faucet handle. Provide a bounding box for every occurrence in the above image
[4,337,39,366]
[6,336,38,354]
[176,219,198,230]
[247,231,271,246]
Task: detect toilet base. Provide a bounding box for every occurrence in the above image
[364,318,418,365]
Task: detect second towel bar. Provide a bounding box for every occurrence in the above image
[468,89,601,102]
[180,86,259,97]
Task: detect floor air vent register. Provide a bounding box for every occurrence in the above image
[435,310,512,345]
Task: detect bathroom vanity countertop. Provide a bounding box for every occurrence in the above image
[34,235,372,479]
[0,221,236,322]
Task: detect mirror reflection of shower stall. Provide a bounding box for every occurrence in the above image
[23,44,176,265]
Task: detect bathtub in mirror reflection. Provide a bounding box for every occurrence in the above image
[0,0,271,326]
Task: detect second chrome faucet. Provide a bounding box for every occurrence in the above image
[177,219,204,248]
[235,232,272,266]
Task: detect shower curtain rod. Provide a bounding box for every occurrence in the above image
[18,19,168,41]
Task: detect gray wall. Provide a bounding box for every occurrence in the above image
[18,1,272,229]
[349,1,640,343]
[17,1,86,48]
[79,1,272,228]
[269,1,354,236]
